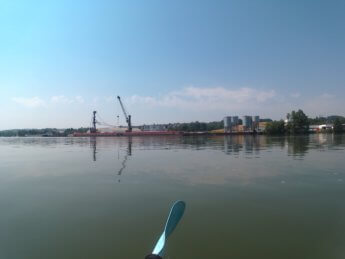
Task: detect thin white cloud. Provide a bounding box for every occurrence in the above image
[12,97,46,108]
[302,93,345,116]
[75,96,84,104]
[105,96,117,102]
[92,97,100,103]
[126,86,276,111]
[51,95,74,104]
[50,95,85,104]
[12,95,85,108]
[125,87,345,122]
[290,92,301,98]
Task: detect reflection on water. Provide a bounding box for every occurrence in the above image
[1,134,345,259]
[91,137,133,181]
[86,134,345,162]
[117,137,132,182]
[287,136,310,158]
[91,137,97,161]
[2,134,344,156]
[78,134,345,185]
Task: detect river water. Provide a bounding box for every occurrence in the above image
[0,135,344,259]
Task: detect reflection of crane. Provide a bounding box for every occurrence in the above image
[117,137,132,183]
[117,96,132,132]
[118,137,132,176]
[91,111,97,133]
[91,137,97,161]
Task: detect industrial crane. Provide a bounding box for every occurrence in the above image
[91,111,97,133]
[117,96,132,132]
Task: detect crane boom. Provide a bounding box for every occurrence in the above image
[117,96,132,132]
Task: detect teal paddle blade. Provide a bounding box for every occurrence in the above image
[152,200,186,257]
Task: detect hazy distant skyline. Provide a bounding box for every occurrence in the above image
[1,0,345,129]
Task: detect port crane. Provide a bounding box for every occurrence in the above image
[91,111,97,133]
[117,96,132,132]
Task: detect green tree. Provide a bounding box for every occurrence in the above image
[168,121,223,132]
[265,120,285,135]
[333,118,343,133]
[308,116,327,125]
[286,109,309,134]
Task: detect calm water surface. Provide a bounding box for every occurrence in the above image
[0,135,344,259]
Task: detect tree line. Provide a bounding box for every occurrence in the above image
[0,128,89,137]
[167,121,224,132]
[265,110,345,135]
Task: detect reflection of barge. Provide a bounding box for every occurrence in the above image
[182,131,262,136]
[73,131,182,137]
[73,131,263,137]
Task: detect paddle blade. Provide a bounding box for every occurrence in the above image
[152,200,186,256]
[164,200,186,238]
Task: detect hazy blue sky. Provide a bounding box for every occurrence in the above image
[1,0,344,129]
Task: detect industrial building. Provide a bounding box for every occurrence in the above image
[242,116,253,129]
[224,115,260,133]
[224,116,239,133]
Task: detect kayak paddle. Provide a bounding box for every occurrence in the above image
[145,200,186,259]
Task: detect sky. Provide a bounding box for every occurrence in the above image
[1,0,344,129]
